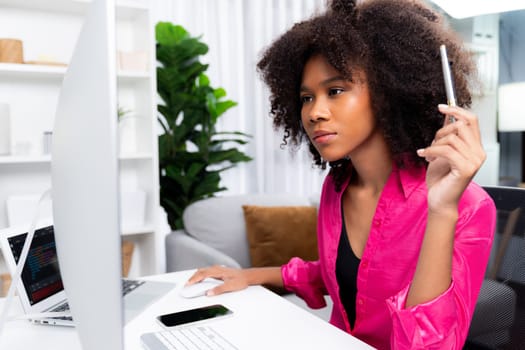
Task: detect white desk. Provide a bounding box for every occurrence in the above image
[0,270,374,350]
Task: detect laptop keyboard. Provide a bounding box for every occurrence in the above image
[152,325,239,350]
[48,279,146,320]
[50,302,72,321]
[123,278,146,295]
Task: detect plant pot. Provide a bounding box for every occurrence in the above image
[120,189,147,229]
[119,116,138,154]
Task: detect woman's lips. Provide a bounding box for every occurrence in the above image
[312,130,336,144]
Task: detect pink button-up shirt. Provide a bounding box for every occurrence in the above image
[281,164,496,349]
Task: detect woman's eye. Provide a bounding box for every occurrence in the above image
[329,88,344,96]
[301,95,313,104]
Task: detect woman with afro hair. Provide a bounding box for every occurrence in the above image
[186,0,496,348]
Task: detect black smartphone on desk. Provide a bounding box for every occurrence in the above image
[157,304,233,328]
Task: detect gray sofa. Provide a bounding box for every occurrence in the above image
[164,193,332,321]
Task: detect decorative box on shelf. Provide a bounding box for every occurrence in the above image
[117,50,148,72]
[0,39,23,64]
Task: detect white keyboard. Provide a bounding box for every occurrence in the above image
[141,325,239,350]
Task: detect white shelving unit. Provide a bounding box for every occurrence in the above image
[449,14,500,186]
[0,0,164,277]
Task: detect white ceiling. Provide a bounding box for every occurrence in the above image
[428,0,525,19]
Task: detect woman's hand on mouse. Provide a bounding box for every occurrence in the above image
[186,265,250,296]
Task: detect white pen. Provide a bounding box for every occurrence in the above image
[439,44,456,123]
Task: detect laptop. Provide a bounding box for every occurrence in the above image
[0,222,175,326]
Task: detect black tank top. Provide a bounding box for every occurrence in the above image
[335,213,361,329]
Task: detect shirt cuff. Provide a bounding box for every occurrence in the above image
[281,258,327,309]
[386,281,458,348]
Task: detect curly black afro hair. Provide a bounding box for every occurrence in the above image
[257,0,476,190]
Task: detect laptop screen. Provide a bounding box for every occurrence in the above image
[7,225,64,305]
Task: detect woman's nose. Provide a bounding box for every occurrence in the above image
[309,100,330,122]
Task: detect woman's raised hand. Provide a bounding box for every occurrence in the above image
[417,104,486,214]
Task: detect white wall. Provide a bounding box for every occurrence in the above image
[151,0,328,198]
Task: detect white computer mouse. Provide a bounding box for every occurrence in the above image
[179,278,222,299]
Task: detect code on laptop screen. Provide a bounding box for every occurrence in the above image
[8,226,64,305]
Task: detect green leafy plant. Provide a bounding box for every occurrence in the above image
[117,105,131,121]
[156,22,252,230]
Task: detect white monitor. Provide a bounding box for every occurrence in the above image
[51,0,123,349]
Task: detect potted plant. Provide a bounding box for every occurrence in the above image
[156,22,252,230]
[117,105,138,155]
